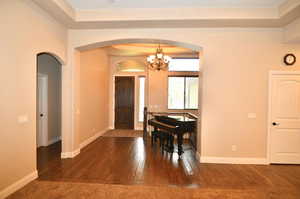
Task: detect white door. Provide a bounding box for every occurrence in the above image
[37,74,48,147]
[269,72,300,164]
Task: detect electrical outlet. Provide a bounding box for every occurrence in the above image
[231,145,237,152]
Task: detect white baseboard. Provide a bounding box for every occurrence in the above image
[197,154,268,165]
[47,136,61,146]
[72,148,81,157]
[61,148,81,159]
[0,170,38,199]
[80,128,109,149]
[61,128,109,159]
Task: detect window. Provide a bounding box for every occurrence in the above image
[168,77,198,109]
[168,58,200,72]
[168,77,185,109]
[185,77,198,109]
[138,76,145,122]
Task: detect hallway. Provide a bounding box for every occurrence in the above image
[37,141,61,175]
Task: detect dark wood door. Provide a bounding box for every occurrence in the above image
[115,76,135,129]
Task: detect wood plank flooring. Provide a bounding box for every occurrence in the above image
[102,129,143,137]
[37,132,300,194]
[37,141,61,174]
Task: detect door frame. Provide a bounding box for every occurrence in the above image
[37,73,48,147]
[267,70,300,164]
[113,75,136,129]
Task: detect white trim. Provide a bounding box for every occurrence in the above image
[108,126,114,130]
[72,148,81,157]
[79,128,109,149]
[0,170,38,199]
[47,136,61,146]
[37,74,48,147]
[199,156,268,165]
[267,71,273,164]
[267,70,300,164]
[61,148,81,159]
[61,151,71,159]
[269,70,300,75]
[61,128,109,159]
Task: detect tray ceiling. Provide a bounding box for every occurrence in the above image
[66,0,286,9]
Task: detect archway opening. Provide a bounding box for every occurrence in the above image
[76,38,202,52]
[39,38,204,186]
[36,52,63,174]
[74,38,203,152]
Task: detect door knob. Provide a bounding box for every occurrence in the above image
[40,114,44,117]
[272,122,279,126]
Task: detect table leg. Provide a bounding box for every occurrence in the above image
[151,127,158,146]
[178,134,183,156]
[169,134,174,153]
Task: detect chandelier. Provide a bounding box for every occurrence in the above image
[146,44,171,71]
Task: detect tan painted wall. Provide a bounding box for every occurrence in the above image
[284,17,300,43]
[79,49,110,143]
[74,50,81,150]
[0,0,67,192]
[37,54,62,143]
[69,28,300,159]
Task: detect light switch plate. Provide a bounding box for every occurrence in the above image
[247,113,257,119]
[18,115,29,124]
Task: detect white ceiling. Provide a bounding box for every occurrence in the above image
[66,0,286,10]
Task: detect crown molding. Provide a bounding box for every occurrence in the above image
[31,0,300,28]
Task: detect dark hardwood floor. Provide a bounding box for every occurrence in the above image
[37,133,300,194]
[37,141,61,175]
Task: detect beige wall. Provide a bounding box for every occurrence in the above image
[37,54,62,143]
[285,17,300,43]
[79,49,110,143]
[0,0,67,192]
[69,28,300,159]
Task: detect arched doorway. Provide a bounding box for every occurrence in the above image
[34,38,205,186]
[36,52,63,173]
[76,39,202,52]
[70,38,203,155]
[35,38,205,185]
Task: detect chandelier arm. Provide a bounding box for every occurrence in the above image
[146,44,171,71]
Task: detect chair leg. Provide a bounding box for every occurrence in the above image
[169,135,174,153]
[161,137,165,154]
[159,136,162,147]
[151,131,155,146]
